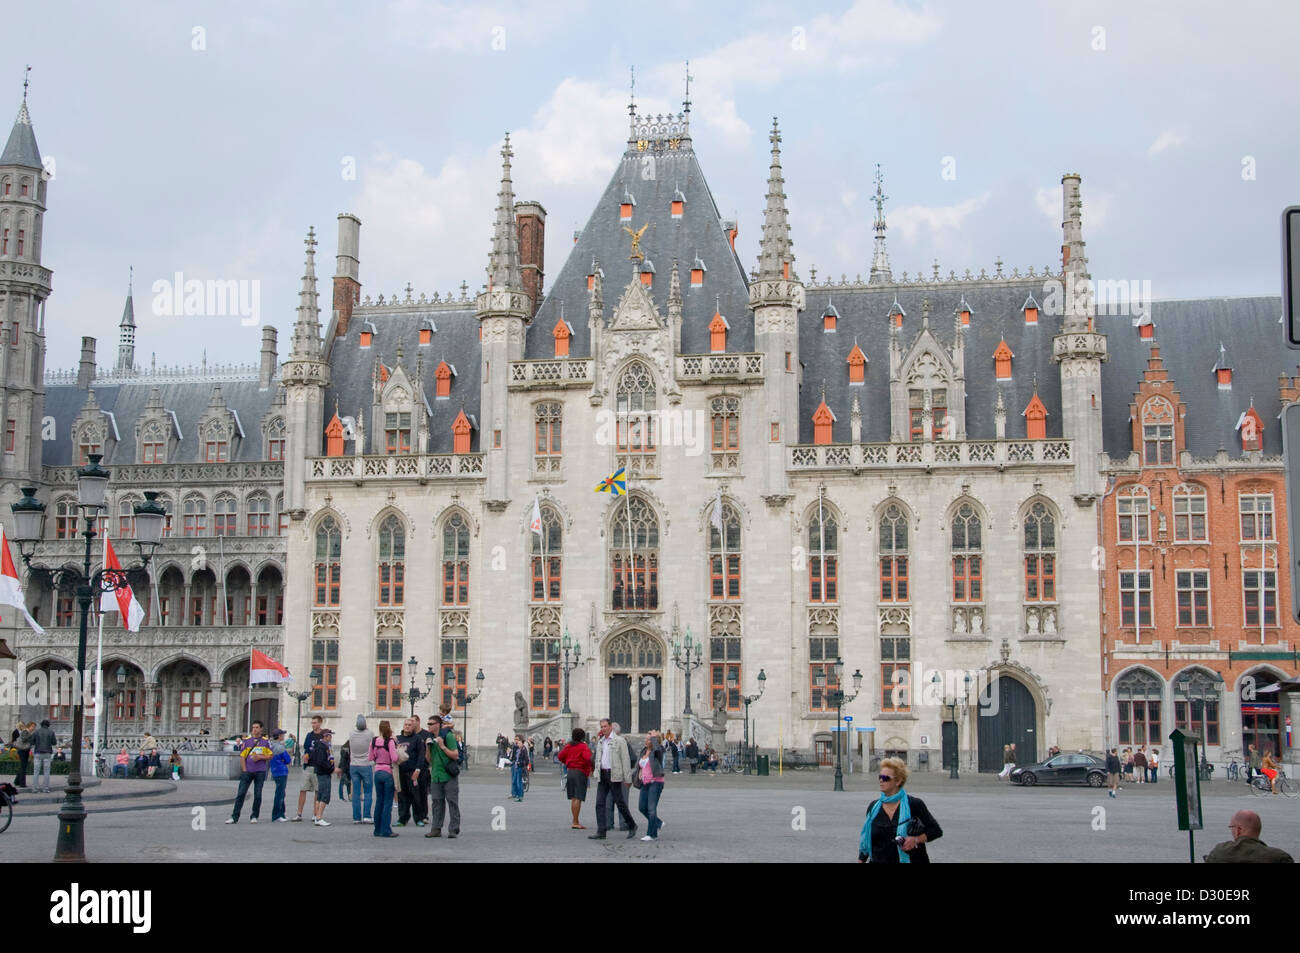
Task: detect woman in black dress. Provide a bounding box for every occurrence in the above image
[858,757,943,863]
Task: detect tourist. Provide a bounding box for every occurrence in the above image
[348,714,375,824]
[337,739,351,801]
[168,748,182,780]
[1261,750,1280,794]
[666,730,681,774]
[425,714,461,840]
[1133,746,1147,785]
[113,747,129,779]
[1248,744,1262,784]
[588,719,636,840]
[226,719,273,824]
[510,732,530,801]
[557,728,592,829]
[685,737,699,774]
[858,757,943,863]
[371,719,400,837]
[636,729,666,841]
[1147,747,1159,783]
[997,744,1014,779]
[396,716,427,827]
[1105,747,1121,798]
[419,715,441,813]
[269,729,292,822]
[30,719,57,793]
[11,723,33,787]
[294,715,323,821]
[146,747,161,778]
[543,736,554,761]
[310,727,335,826]
[1205,810,1293,862]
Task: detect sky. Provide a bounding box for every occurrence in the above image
[16,0,1300,371]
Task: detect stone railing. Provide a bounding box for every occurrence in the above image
[307,453,485,481]
[15,625,284,654]
[507,358,593,387]
[676,353,764,382]
[44,461,285,487]
[788,438,1072,471]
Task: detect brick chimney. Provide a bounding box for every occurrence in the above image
[77,336,96,390]
[333,213,361,337]
[1280,366,1300,405]
[259,325,278,389]
[515,200,546,318]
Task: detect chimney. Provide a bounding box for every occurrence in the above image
[723,220,738,253]
[333,213,361,338]
[260,325,278,389]
[515,200,546,318]
[77,336,96,390]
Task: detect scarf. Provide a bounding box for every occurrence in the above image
[859,790,913,863]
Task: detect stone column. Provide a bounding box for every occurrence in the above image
[143,681,162,733]
[209,681,227,737]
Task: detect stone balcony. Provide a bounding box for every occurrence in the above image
[507,358,593,388]
[43,461,285,487]
[676,352,764,383]
[307,453,485,482]
[788,438,1072,472]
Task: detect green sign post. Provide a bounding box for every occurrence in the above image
[1169,728,1203,863]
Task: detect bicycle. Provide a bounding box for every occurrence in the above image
[1225,760,1240,782]
[94,753,110,779]
[0,783,12,833]
[1168,761,1214,781]
[720,752,744,773]
[1250,770,1297,798]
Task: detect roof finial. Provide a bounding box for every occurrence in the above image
[629,65,636,119]
[128,264,133,295]
[683,60,692,115]
[22,65,30,103]
[870,164,892,283]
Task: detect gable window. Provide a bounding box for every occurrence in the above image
[879,503,909,602]
[78,438,101,466]
[384,412,411,455]
[1240,493,1274,541]
[1173,486,1207,542]
[950,503,983,602]
[1117,487,1151,543]
[1023,502,1056,602]
[1141,397,1175,466]
[204,440,229,463]
[142,441,165,464]
[909,390,947,442]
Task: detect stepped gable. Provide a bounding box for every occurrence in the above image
[798,280,1060,444]
[1098,295,1284,459]
[42,376,280,466]
[324,304,481,454]
[528,128,751,359]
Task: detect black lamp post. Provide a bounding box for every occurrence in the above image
[816,658,862,791]
[553,629,581,715]
[405,656,435,716]
[932,671,973,780]
[102,664,127,755]
[727,667,766,775]
[462,668,484,771]
[10,469,165,862]
[671,626,704,716]
[285,688,311,751]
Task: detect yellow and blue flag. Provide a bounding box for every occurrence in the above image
[594,467,627,496]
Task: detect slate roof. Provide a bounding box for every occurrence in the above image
[1,101,41,169]
[1098,295,1287,459]
[528,145,752,359]
[323,306,481,454]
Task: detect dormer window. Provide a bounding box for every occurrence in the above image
[709,311,729,353]
[620,188,635,221]
[889,298,905,329]
[847,344,866,384]
[958,295,972,327]
[1024,392,1047,440]
[325,413,344,457]
[436,361,454,399]
[823,303,838,333]
[993,339,1014,381]
[553,318,572,358]
[1022,294,1039,325]
[690,257,706,287]
[1238,406,1264,452]
[640,259,655,287]
[385,413,412,455]
[1134,313,1154,341]
[452,410,472,454]
[419,328,431,345]
[812,400,835,446]
[359,321,376,348]
[1141,396,1175,466]
[671,187,685,219]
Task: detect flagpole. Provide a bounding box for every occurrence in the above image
[93,532,108,772]
[219,534,228,626]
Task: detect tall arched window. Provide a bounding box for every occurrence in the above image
[1024,502,1056,602]
[246,494,271,537]
[183,495,208,537]
[534,402,562,475]
[951,503,983,602]
[611,496,659,610]
[1117,486,1150,543]
[616,361,656,475]
[377,515,405,606]
[709,500,741,600]
[213,494,237,537]
[1173,485,1207,542]
[710,395,740,471]
[1116,669,1162,746]
[314,517,341,606]
[808,506,838,603]
[442,513,470,606]
[879,504,909,602]
[531,505,562,601]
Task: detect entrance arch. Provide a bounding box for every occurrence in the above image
[977,672,1039,772]
[604,629,665,734]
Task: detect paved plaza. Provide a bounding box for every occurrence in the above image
[6,767,1298,863]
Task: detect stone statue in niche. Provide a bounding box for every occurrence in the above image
[513,691,529,728]
[953,609,964,633]
[1043,609,1057,635]
[712,693,729,731]
[971,610,983,636]
[1026,609,1040,636]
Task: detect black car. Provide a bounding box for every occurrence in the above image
[1011,753,1107,787]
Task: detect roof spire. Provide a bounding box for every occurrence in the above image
[683,60,692,115]
[870,164,892,283]
[290,227,322,361]
[756,117,794,280]
[485,133,523,295]
[628,65,637,128]
[2,66,40,168]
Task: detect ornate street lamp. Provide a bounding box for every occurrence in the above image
[405,656,434,716]
[671,627,705,717]
[462,668,485,771]
[728,667,766,775]
[822,659,862,791]
[552,628,582,715]
[10,468,164,861]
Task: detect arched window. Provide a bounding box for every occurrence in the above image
[615,361,656,475]
[1141,397,1175,466]
[246,494,271,537]
[55,497,76,539]
[177,666,208,722]
[442,513,470,606]
[1173,485,1207,542]
[213,494,237,536]
[275,493,287,535]
[951,503,982,602]
[314,517,341,606]
[1174,669,1221,745]
[183,495,208,537]
[1116,670,1162,746]
[709,500,741,600]
[117,496,137,538]
[1023,502,1056,602]
[531,505,562,601]
[1117,486,1150,543]
[710,395,740,458]
[808,506,838,603]
[265,417,286,461]
[879,504,909,602]
[534,402,562,475]
[377,515,405,606]
[611,496,659,610]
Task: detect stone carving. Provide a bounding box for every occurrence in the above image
[514,691,529,728]
[1026,608,1040,636]
[971,610,983,636]
[712,695,729,731]
[1043,609,1057,635]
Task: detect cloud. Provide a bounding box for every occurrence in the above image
[1146,130,1186,156]
[889,192,992,244]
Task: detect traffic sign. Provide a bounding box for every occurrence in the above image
[1286,208,1300,347]
[1284,403,1300,621]
[844,715,853,722]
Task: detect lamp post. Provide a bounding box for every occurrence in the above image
[671,626,704,717]
[727,667,766,775]
[102,664,127,755]
[9,467,164,862]
[933,671,973,780]
[285,688,311,752]
[462,668,484,771]
[816,658,862,791]
[405,656,435,717]
[553,629,581,715]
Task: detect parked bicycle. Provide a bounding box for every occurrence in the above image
[0,782,13,833]
[720,752,744,773]
[1168,759,1214,781]
[1250,769,1297,798]
[94,753,110,779]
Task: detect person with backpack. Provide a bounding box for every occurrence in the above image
[395,716,427,827]
[425,714,461,839]
[510,732,530,801]
[269,729,292,822]
[309,727,336,826]
[370,720,401,838]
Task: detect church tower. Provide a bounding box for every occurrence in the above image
[0,83,50,487]
[116,272,135,374]
[281,227,330,516]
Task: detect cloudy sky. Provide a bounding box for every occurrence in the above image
[18,0,1300,370]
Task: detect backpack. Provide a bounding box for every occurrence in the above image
[440,730,461,777]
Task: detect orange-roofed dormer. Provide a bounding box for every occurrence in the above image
[436,361,453,398]
[709,311,729,353]
[452,409,472,454]
[993,339,1014,381]
[1240,404,1264,452]
[379,364,390,383]
[1022,294,1039,326]
[813,400,836,446]
[1023,392,1048,440]
[847,343,866,384]
[553,319,571,357]
[325,413,344,457]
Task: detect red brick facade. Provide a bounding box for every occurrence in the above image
[515,202,545,318]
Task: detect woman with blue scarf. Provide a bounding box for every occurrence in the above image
[858,757,943,863]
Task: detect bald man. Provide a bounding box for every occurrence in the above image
[1204,810,1294,863]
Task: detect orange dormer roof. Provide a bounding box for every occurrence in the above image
[1023,391,1048,439]
[325,412,344,457]
[847,343,866,384]
[812,400,836,424]
[709,311,729,333]
[993,339,1014,380]
[378,363,390,383]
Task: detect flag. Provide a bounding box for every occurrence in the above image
[0,526,43,633]
[530,496,543,536]
[594,467,627,496]
[250,649,292,685]
[711,487,725,535]
[99,534,145,632]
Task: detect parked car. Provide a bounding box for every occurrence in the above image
[1011,752,1107,787]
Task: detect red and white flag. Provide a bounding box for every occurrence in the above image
[99,534,145,632]
[250,649,292,685]
[0,525,43,633]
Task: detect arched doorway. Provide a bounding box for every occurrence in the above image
[1241,670,1283,759]
[977,672,1038,772]
[604,630,664,734]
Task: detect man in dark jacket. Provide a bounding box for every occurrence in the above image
[31,720,58,793]
[396,716,427,827]
[1105,748,1121,798]
[1205,811,1294,863]
[309,727,335,826]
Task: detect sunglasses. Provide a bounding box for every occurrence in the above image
[878,774,895,782]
